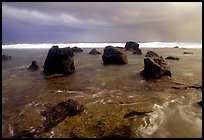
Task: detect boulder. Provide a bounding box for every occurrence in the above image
[43,45,75,75]
[140,56,171,79]
[132,49,142,55]
[89,48,101,55]
[61,47,74,57]
[71,47,83,52]
[102,46,128,64]
[165,56,179,60]
[184,52,193,54]
[145,50,159,57]
[2,54,12,61]
[125,41,139,50]
[174,46,179,48]
[28,60,39,71]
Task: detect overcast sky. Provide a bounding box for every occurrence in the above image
[2,2,202,43]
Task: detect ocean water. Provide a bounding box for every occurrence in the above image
[2,42,202,138]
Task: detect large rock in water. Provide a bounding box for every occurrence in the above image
[89,48,101,55]
[145,50,159,57]
[43,45,75,75]
[125,41,139,50]
[71,47,83,52]
[28,60,39,71]
[140,56,171,79]
[102,46,128,64]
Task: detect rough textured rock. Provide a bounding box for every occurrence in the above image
[165,56,179,60]
[184,52,193,54]
[70,115,131,138]
[174,46,179,48]
[132,49,142,55]
[140,56,171,79]
[2,54,12,61]
[102,46,128,64]
[43,45,75,75]
[28,60,39,71]
[61,47,74,57]
[125,41,139,50]
[12,99,85,138]
[89,48,101,55]
[71,47,83,52]
[145,50,159,57]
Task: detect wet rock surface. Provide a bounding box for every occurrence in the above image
[145,50,159,57]
[125,41,139,51]
[12,99,85,138]
[43,46,75,75]
[184,52,193,54]
[102,46,128,64]
[140,56,171,79]
[71,47,83,52]
[165,56,179,60]
[89,48,101,55]
[28,60,39,71]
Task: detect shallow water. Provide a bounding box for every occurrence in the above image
[2,48,202,138]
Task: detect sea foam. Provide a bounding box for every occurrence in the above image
[2,42,202,49]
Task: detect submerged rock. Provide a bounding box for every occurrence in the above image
[132,49,142,55]
[71,47,83,52]
[2,54,12,61]
[43,45,75,75]
[102,46,128,64]
[28,60,39,71]
[89,48,101,55]
[12,99,85,138]
[184,52,193,54]
[70,115,131,138]
[145,50,159,57]
[165,56,179,60]
[125,41,139,51]
[140,56,171,79]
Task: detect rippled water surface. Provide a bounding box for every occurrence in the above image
[2,48,202,138]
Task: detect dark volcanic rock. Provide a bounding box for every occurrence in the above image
[140,56,171,79]
[174,46,179,48]
[102,46,128,64]
[13,99,85,138]
[2,54,12,61]
[145,50,159,57]
[125,41,139,50]
[61,47,74,57]
[165,56,179,60]
[132,49,142,55]
[89,48,101,55]
[184,52,193,54]
[197,100,202,107]
[71,47,83,52]
[41,99,85,131]
[43,45,75,75]
[28,60,39,71]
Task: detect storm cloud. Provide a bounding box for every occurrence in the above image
[2,2,202,43]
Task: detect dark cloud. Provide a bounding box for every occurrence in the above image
[2,2,202,43]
